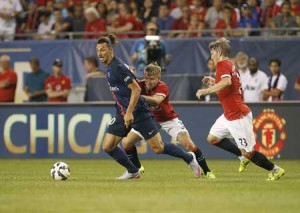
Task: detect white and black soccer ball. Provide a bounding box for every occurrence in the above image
[50,162,70,181]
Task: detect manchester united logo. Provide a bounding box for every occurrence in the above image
[253,109,286,158]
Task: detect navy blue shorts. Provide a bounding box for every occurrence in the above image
[107,114,161,140]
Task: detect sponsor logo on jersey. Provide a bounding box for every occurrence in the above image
[253,109,286,158]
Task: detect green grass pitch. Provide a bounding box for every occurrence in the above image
[0,159,299,213]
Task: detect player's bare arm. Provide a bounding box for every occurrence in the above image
[202,76,215,85]
[125,80,141,128]
[142,94,165,106]
[197,77,231,99]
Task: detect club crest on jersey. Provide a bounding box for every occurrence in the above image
[253,109,286,158]
[124,76,130,82]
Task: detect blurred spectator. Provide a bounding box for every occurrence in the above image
[96,2,108,18]
[129,0,139,17]
[205,0,224,29]
[171,0,188,19]
[234,3,260,36]
[24,2,41,34]
[0,0,23,41]
[139,0,158,24]
[263,58,288,101]
[84,56,106,102]
[214,5,237,37]
[185,14,204,37]
[170,5,190,37]
[290,0,300,16]
[247,0,262,22]
[24,57,49,102]
[260,0,281,28]
[243,57,268,102]
[108,2,143,38]
[130,22,170,77]
[73,5,86,36]
[235,51,250,90]
[0,55,17,102]
[294,74,300,96]
[84,56,105,80]
[84,7,106,39]
[51,7,74,39]
[45,59,71,102]
[190,0,207,22]
[201,58,218,102]
[156,4,175,31]
[269,1,298,35]
[34,10,54,40]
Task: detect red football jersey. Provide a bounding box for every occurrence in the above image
[0,69,17,102]
[139,80,178,122]
[44,75,71,102]
[215,60,250,121]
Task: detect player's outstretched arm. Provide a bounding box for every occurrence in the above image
[142,94,165,106]
[196,77,231,100]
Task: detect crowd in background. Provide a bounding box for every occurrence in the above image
[1,52,300,103]
[1,0,300,41]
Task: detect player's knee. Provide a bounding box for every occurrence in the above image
[207,134,220,144]
[122,138,129,149]
[150,143,164,154]
[102,142,113,153]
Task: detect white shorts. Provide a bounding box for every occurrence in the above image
[209,112,256,152]
[131,118,188,139]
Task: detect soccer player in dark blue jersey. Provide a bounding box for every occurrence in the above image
[96,34,201,179]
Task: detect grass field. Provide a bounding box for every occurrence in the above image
[0,159,299,213]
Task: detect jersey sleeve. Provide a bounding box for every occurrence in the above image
[296,75,300,84]
[8,71,17,86]
[276,75,288,92]
[155,83,168,98]
[63,77,71,90]
[44,77,51,90]
[119,65,135,86]
[216,62,231,78]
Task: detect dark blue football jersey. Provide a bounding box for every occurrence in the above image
[107,57,151,122]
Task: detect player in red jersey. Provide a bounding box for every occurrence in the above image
[196,38,284,181]
[122,63,216,179]
[45,59,71,102]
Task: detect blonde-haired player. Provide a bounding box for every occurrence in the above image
[196,38,285,180]
[122,62,216,178]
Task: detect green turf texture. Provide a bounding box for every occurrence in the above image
[0,159,299,213]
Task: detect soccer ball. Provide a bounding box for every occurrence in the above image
[50,162,70,180]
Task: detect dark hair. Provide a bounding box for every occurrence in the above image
[40,10,51,18]
[67,6,75,14]
[269,58,281,66]
[85,56,99,67]
[29,57,40,66]
[97,34,119,48]
[281,1,291,8]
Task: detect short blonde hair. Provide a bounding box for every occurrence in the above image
[209,37,231,57]
[0,55,10,62]
[144,62,161,78]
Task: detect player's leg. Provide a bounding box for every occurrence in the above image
[122,129,144,172]
[134,117,201,177]
[163,118,214,177]
[229,112,284,180]
[103,116,140,179]
[146,132,201,177]
[208,114,242,157]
